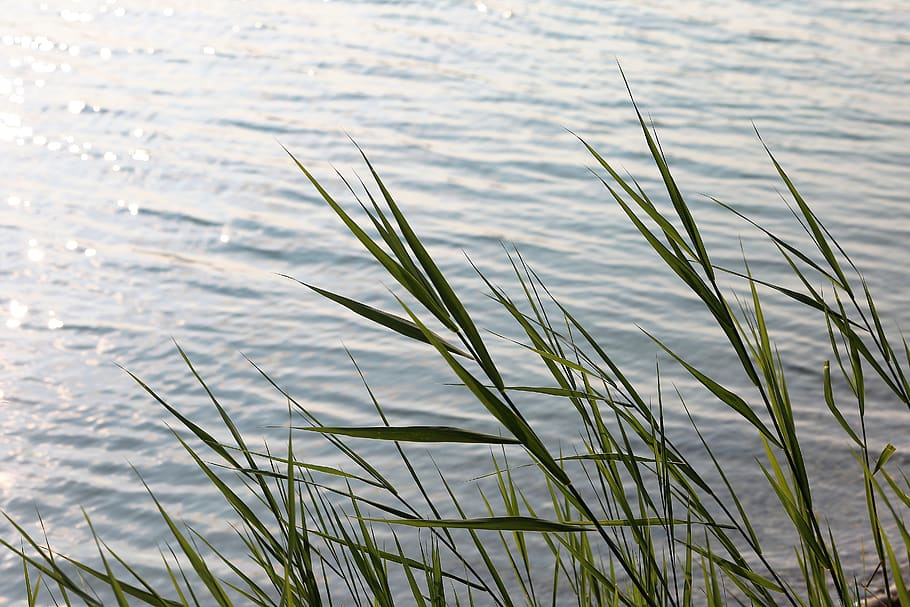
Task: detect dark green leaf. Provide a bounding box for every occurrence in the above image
[301,425,520,444]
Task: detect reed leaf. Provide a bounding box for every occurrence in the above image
[282,277,471,358]
[299,426,521,444]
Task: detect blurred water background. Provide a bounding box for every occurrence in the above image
[1,0,909,602]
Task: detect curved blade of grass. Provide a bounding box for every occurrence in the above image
[133,470,234,607]
[710,196,848,291]
[282,276,471,359]
[596,175,769,401]
[361,516,591,533]
[619,64,714,280]
[299,425,521,444]
[714,263,857,327]
[282,417,299,606]
[757,133,851,292]
[602,181,722,325]
[220,444,385,488]
[338,168,446,316]
[354,143,505,390]
[283,145,459,334]
[577,136,695,262]
[501,385,611,402]
[644,329,782,448]
[365,516,700,532]
[118,364,238,467]
[823,361,862,446]
[82,512,129,607]
[873,443,896,475]
[22,559,41,607]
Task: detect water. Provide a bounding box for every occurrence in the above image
[1,0,909,601]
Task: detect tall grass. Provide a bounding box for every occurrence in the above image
[3,89,908,606]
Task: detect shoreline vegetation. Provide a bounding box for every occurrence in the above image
[2,89,908,605]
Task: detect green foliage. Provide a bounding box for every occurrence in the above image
[3,93,908,606]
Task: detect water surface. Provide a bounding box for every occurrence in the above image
[1,0,909,601]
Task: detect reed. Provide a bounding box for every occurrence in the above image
[3,87,908,606]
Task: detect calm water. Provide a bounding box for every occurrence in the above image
[2,0,909,601]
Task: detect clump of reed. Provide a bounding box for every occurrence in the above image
[2,85,908,606]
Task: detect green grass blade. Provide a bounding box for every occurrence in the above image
[283,145,457,331]
[300,425,521,444]
[222,445,386,488]
[361,516,590,533]
[134,473,235,607]
[873,443,896,475]
[282,277,471,358]
[82,513,129,607]
[760,142,851,293]
[355,145,505,389]
[618,65,715,280]
[644,330,782,447]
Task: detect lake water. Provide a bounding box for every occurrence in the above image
[1,0,909,602]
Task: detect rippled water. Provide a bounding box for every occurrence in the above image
[2,0,909,602]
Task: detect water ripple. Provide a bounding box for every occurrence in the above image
[1,0,909,599]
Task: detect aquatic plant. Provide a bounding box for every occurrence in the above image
[2,87,908,606]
